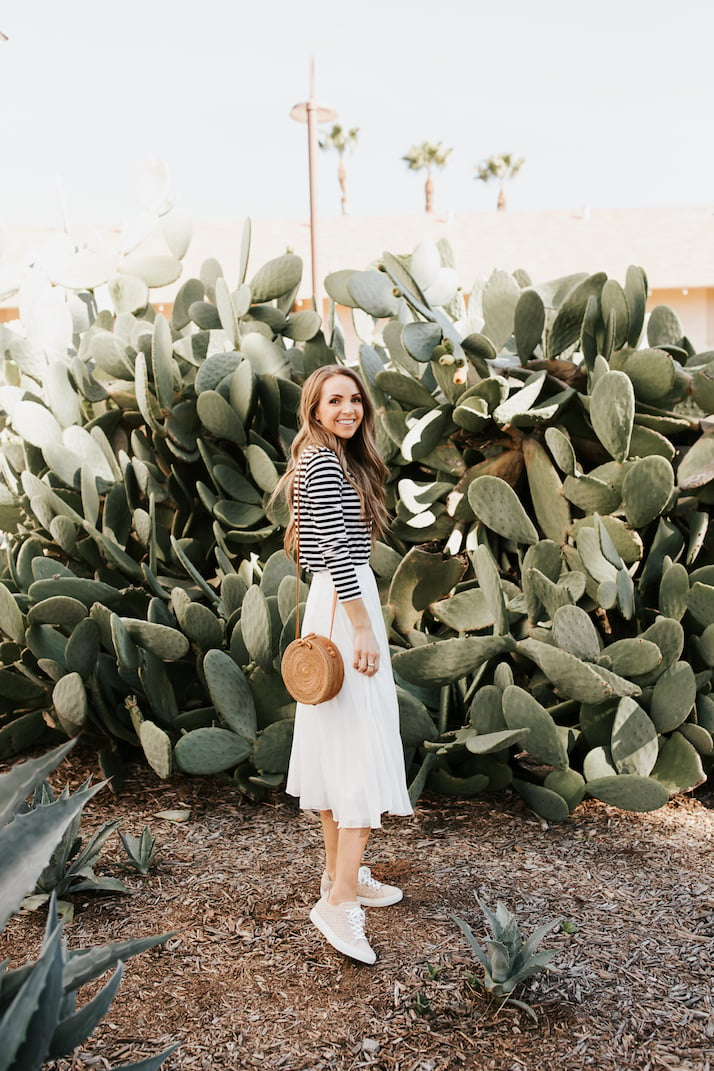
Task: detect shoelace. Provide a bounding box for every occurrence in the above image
[344,904,367,940]
[357,866,382,890]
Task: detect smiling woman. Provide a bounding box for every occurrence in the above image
[314,374,364,439]
[269,365,413,966]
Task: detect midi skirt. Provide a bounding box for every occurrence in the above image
[286,564,414,829]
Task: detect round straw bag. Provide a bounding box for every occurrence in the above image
[282,632,344,705]
[281,467,345,705]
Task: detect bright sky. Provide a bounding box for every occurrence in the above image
[1,0,712,229]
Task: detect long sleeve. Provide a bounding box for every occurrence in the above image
[298,449,369,602]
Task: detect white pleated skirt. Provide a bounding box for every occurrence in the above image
[286,564,414,829]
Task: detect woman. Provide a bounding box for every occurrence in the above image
[272,365,413,965]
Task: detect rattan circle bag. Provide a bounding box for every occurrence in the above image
[281,468,344,705]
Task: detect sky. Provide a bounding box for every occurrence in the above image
[0,0,713,229]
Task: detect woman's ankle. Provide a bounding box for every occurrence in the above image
[328,887,356,906]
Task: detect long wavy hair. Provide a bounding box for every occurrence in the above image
[270,365,388,557]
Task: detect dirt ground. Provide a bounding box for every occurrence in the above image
[2,745,714,1071]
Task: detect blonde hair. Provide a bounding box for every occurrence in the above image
[270,365,388,557]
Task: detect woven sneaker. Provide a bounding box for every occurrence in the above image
[309,898,376,964]
[320,865,403,908]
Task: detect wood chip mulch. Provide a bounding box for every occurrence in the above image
[2,746,714,1071]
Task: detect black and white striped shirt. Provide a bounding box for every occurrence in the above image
[296,446,371,602]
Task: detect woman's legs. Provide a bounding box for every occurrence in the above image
[320,810,370,904]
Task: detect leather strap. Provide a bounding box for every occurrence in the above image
[294,459,338,642]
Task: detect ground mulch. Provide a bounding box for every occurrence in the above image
[2,746,714,1071]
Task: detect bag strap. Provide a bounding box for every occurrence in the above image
[294,459,338,643]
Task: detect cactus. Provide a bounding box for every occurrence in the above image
[396,688,439,747]
[469,475,539,545]
[502,686,568,769]
[174,726,253,774]
[203,649,257,741]
[121,620,190,660]
[428,767,490,797]
[650,731,707,794]
[544,768,585,811]
[0,584,26,645]
[514,289,546,364]
[522,436,571,544]
[469,683,507,731]
[51,673,88,737]
[393,635,516,687]
[649,661,696,732]
[584,774,669,812]
[604,637,661,678]
[463,727,528,754]
[513,778,570,822]
[240,584,274,670]
[621,456,675,528]
[178,602,225,651]
[139,720,173,779]
[610,697,659,776]
[589,370,634,462]
[687,582,714,628]
[517,639,640,704]
[551,605,600,662]
[0,199,713,818]
[252,718,294,774]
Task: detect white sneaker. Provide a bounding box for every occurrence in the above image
[320,865,403,908]
[309,898,376,965]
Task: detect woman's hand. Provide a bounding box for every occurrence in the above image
[342,597,379,677]
[352,625,379,677]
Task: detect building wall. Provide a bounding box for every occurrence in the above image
[3,287,712,354]
[648,287,714,353]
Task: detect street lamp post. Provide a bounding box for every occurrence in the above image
[290,60,336,308]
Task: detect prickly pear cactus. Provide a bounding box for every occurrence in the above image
[0,200,712,819]
[0,203,320,794]
[330,240,713,819]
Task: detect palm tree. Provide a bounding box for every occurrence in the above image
[402,141,452,214]
[319,123,359,215]
[475,153,525,211]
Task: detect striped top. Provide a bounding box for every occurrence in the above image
[296,446,371,602]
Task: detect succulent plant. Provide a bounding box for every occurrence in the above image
[0,742,177,1070]
[453,896,561,1020]
[21,776,129,910]
[118,824,161,875]
[0,198,712,820]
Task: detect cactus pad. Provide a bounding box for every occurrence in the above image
[174,726,253,774]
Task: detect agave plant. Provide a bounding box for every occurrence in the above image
[453,896,560,1020]
[119,824,160,875]
[21,777,129,911]
[0,742,178,1070]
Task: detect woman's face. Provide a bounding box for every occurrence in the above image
[314,374,364,440]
